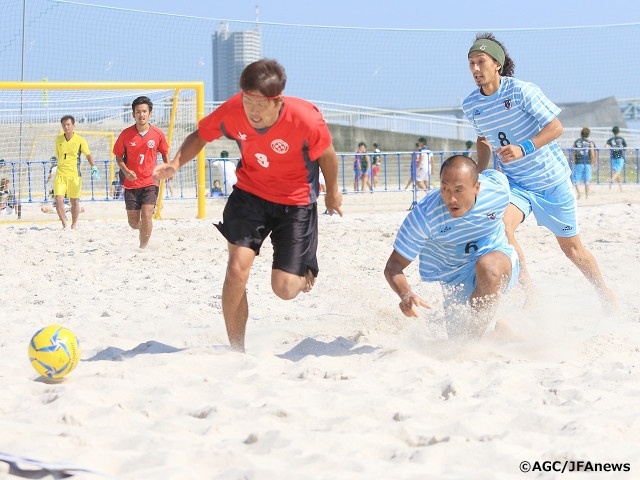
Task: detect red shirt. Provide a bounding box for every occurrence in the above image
[198,93,332,205]
[113,124,169,189]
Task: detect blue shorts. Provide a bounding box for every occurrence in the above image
[441,245,519,337]
[573,164,592,184]
[611,158,624,174]
[509,178,578,238]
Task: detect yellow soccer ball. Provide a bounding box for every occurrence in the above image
[28,325,81,379]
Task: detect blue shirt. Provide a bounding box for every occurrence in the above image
[393,170,512,282]
[462,76,570,191]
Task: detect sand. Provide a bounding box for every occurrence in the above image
[0,184,639,479]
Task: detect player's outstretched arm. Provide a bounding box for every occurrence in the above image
[318,145,343,216]
[384,250,431,317]
[153,131,208,182]
[476,137,493,171]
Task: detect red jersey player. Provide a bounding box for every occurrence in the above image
[153,59,342,352]
[114,96,169,248]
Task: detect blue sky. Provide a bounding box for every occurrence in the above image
[5,0,640,128]
[76,0,640,29]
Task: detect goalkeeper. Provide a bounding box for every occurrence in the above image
[53,115,100,229]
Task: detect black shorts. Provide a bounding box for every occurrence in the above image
[124,185,159,210]
[216,187,319,277]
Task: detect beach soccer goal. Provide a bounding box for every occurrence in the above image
[0,81,206,219]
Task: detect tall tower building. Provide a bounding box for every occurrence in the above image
[212,24,262,102]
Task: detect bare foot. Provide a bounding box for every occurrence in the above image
[302,269,315,293]
[600,288,618,315]
[521,283,538,311]
[483,319,522,343]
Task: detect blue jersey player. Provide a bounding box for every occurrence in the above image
[384,155,519,338]
[462,33,616,313]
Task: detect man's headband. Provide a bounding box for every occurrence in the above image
[468,39,505,71]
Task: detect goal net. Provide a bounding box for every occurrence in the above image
[0,81,205,221]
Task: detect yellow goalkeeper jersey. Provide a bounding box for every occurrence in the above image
[55,133,91,177]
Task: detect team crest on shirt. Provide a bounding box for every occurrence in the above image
[147,140,156,149]
[255,153,269,168]
[271,139,289,154]
[487,211,497,220]
[504,98,512,110]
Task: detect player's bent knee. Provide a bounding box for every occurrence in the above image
[271,271,302,300]
[475,253,511,285]
[556,235,584,259]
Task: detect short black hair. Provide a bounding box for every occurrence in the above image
[239,58,287,97]
[132,96,153,112]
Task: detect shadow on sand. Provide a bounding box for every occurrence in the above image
[276,336,380,362]
[84,340,185,362]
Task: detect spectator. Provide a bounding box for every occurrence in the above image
[165,178,174,197]
[463,140,474,160]
[416,137,434,190]
[572,127,597,199]
[45,156,57,199]
[371,142,382,189]
[0,177,21,218]
[208,179,223,197]
[110,176,123,199]
[212,150,237,196]
[354,141,370,191]
[605,126,627,191]
[404,143,420,190]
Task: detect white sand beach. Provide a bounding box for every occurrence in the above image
[1,185,639,479]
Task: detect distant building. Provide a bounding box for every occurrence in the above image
[212,24,262,102]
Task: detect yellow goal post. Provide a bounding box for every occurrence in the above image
[0,81,206,219]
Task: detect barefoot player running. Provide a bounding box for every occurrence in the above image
[462,33,616,313]
[154,59,342,353]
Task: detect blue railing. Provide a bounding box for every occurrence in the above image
[2,148,638,207]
